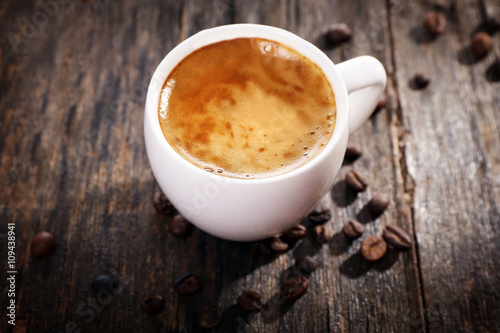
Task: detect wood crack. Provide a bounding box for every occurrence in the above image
[385,0,428,332]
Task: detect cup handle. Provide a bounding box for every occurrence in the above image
[336,56,387,134]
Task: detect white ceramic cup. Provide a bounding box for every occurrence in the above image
[144,24,386,241]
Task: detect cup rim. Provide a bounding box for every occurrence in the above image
[145,23,349,184]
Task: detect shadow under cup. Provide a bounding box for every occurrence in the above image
[144,24,350,241]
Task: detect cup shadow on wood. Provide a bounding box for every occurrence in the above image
[210,227,318,330]
[193,217,316,288]
[408,26,437,45]
[290,228,324,261]
[330,180,357,207]
[339,249,400,278]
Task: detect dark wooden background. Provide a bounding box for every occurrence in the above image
[1,0,499,332]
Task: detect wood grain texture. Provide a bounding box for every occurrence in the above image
[0,0,498,332]
[391,0,500,331]
[236,1,425,332]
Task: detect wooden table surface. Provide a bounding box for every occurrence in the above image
[1,0,499,332]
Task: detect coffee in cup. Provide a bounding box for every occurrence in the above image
[158,37,336,179]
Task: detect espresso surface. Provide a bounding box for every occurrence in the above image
[158,37,336,178]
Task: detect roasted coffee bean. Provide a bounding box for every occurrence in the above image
[237,291,263,312]
[169,214,192,238]
[345,169,369,192]
[270,237,289,253]
[375,94,387,112]
[91,275,118,293]
[471,32,492,59]
[30,231,55,257]
[424,11,446,36]
[280,276,309,302]
[486,13,500,32]
[383,225,412,250]
[368,193,391,215]
[313,224,334,244]
[412,72,430,89]
[251,241,272,260]
[197,302,222,329]
[308,202,332,224]
[174,272,200,295]
[153,191,176,215]
[325,23,352,45]
[140,295,164,314]
[296,256,319,274]
[281,225,307,243]
[360,235,387,262]
[344,143,363,161]
[342,220,365,239]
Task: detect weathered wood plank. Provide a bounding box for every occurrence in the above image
[235,1,425,332]
[1,0,499,332]
[1,1,183,332]
[391,0,500,331]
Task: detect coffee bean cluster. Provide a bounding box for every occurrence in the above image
[142,162,412,326]
[341,145,412,262]
[414,9,500,88]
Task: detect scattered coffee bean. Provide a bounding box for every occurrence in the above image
[91,275,118,293]
[345,169,369,192]
[30,231,55,257]
[237,290,263,312]
[169,214,192,238]
[412,72,430,89]
[383,225,412,250]
[174,272,200,295]
[153,191,176,215]
[270,237,289,253]
[368,193,391,215]
[344,143,363,161]
[251,241,272,260]
[313,224,334,244]
[296,256,319,274]
[140,295,164,314]
[471,32,492,59]
[375,94,387,112]
[308,202,332,224]
[281,225,307,243]
[424,11,446,36]
[280,276,309,302]
[486,13,500,32]
[360,235,387,262]
[325,23,352,46]
[197,302,222,329]
[342,220,365,239]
